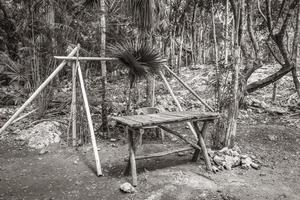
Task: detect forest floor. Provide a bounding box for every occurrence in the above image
[0,65,300,200]
[0,123,299,200]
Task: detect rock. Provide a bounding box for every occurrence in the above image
[111,143,118,148]
[213,155,224,166]
[225,155,240,168]
[241,157,252,169]
[266,106,287,114]
[120,182,136,193]
[219,147,228,153]
[232,145,241,154]
[250,162,260,169]
[267,134,278,141]
[15,121,63,149]
[39,148,48,155]
[207,148,215,157]
[212,166,219,173]
[177,152,185,156]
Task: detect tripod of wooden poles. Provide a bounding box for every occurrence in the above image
[0,44,103,176]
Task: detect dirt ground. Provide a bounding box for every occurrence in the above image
[0,122,300,200]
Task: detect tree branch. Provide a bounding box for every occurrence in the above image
[265,0,272,32]
[247,1,259,57]
[257,0,269,31]
[246,65,293,93]
[266,42,284,66]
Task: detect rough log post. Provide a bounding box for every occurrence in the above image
[192,121,212,171]
[272,81,277,102]
[71,61,77,147]
[192,121,209,162]
[158,125,202,151]
[159,70,198,139]
[100,0,108,136]
[0,46,79,135]
[77,63,102,176]
[127,127,137,186]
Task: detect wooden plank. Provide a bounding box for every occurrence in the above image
[127,115,161,124]
[164,111,219,119]
[160,111,219,122]
[154,113,184,120]
[124,146,194,161]
[113,111,219,128]
[113,116,143,127]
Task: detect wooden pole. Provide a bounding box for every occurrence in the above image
[0,46,79,135]
[71,51,79,146]
[77,62,102,176]
[12,109,38,124]
[158,125,202,150]
[54,56,117,61]
[192,121,212,171]
[127,126,137,186]
[159,70,198,139]
[163,65,214,112]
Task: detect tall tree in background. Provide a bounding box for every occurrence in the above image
[128,0,156,107]
[100,0,108,134]
[291,3,300,97]
[225,0,244,147]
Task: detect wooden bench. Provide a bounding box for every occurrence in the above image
[112,111,219,186]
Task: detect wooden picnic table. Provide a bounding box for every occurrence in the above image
[112,111,219,186]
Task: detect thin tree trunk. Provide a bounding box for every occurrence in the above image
[100,0,108,134]
[211,0,222,149]
[292,4,300,97]
[191,1,198,67]
[224,0,229,64]
[178,26,185,72]
[272,81,278,102]
[211,0,220,107]
[225,0,243,147]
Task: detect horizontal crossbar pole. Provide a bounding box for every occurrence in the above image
[124,146,194,161]
[54,56,118,61]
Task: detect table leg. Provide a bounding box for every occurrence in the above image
[124,128,142,177]
[192,121,212,171]
[192,121,209,161]
[129,130,138,186]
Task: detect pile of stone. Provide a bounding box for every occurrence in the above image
[207,145,260,172]
[15,121,63,149]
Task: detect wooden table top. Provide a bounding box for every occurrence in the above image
[112,111,219,128]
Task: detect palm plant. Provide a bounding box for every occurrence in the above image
[109,40,165,112]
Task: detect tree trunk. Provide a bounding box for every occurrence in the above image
[100,0,108,134]
[225,0,244,147]
[211,0,223,149]
[292,3,300,97]
[178,26,185,72]
[224,0,229,64]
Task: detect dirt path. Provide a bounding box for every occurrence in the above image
[0,124,300,200]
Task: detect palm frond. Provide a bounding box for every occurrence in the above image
[108,40,165,87]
